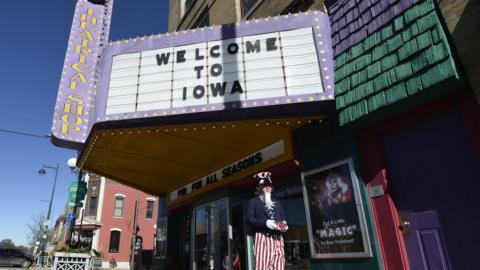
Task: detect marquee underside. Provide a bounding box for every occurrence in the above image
[78,116,323,196]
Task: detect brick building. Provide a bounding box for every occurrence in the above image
[77,175,158,269]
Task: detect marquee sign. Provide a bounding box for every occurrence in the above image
[169,140,285,201]
[105,27,326,115]
[51,0,114,148]
[52,8,334,149]
[95,11,334,121]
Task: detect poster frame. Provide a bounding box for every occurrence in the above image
[301,157,372,259]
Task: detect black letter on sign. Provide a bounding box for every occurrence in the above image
[210,82,227,97]
[210,63,223,77]
[182,87,187,100]
[194,66,204,79]
[156,52,170,66]
[246,40,260,53]
[176,50,186,63]
[192,180,203,191]
[266,37,278,51]
[195,48,204,60]
[193,85,205,99]
[230,80,244,94]
[227,43,239,54]
[210,45,220,58]
[178,187,187,197]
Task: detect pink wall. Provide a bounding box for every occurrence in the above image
[97,179,158,265]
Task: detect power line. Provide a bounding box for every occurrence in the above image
[0,129,50,139]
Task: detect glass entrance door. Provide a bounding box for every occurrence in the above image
[193,199,247,270]
[194,200,229,270]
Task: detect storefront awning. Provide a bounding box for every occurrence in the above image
[78,114,325,197]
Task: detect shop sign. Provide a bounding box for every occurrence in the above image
[301,158,372,258]
[68,180,87,207]
[51,0,113,148]
[95,12,334,122]
[170,140,285,201]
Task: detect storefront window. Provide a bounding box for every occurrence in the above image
[194,200,228,270]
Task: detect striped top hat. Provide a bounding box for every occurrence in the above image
[254,171,273,186]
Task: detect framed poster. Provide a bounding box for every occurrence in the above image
[301,158,372,258]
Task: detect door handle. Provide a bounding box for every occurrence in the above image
[399,213,411,236]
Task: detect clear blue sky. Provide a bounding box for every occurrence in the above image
[0,0,168,246]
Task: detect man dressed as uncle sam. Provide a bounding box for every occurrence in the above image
[246,172,289,270]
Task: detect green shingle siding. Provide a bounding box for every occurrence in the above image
[334,0,459,126]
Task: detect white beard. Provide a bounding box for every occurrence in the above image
[264,191,275,209]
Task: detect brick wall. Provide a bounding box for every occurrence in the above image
[438,0,480,103]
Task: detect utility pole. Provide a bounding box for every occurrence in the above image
[130,193,139,270]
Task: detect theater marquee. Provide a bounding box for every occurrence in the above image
[105,27,326,115]
[52,9,334,149]
[95,11,334,120]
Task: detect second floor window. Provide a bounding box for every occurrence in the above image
[88,196,98,216]
[146,200,154,219]
[114,196,124,217]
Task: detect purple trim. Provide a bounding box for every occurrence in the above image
[94,11,334,126]
[51,0,114,149]
[326,0,419,56]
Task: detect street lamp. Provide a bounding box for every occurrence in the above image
[38,163,59,267]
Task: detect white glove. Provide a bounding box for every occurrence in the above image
[266,219,278,230]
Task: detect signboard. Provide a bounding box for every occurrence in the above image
[51,0,114,148]
[68,180,87,206]
[95,11,334,122]
[301,158,372,258]
[105,27,324,115]
[169,140,285,201]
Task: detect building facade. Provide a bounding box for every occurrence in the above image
[51,0,480,269]
[79,174,159,269]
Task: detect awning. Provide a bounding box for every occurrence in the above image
[74,216,102,230]
[78,112,327,197]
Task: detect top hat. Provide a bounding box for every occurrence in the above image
[254,171,273,186]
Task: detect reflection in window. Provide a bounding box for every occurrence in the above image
[185,0,195,14]
[155,216,168,258]
[243,0,259,14]
[114,196,124,217]
[146,200,154,219]
[194,200,228,270]
[278,186,311,269]
[109,230,121,253]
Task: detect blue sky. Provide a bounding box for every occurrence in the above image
[0,0,168,246]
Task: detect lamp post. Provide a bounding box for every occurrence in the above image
[38,163,59,267]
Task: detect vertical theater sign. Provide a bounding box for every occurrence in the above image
[51,0,113,148]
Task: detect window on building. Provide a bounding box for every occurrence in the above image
[184,0,196,16]
[281,0,314,14]
[89,196,98,216]
[109,230,121,253]
[146,200,154,219]
[194,11,210,28]
[243,0,259,15]
[114,196,124,217]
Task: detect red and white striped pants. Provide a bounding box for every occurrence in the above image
[254,232,285,270]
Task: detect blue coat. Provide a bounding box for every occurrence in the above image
[246,196,286,234]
